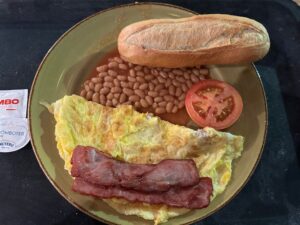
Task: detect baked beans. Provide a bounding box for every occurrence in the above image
[80,56,209,114]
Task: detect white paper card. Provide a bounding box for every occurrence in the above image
[0,89,28,118]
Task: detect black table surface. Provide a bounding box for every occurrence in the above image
[0,0,299,225]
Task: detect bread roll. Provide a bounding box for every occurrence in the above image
[118,14,270,68]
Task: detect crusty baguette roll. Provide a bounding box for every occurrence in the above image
[118,14,270,68]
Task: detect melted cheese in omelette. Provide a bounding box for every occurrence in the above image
[49,95,244,224]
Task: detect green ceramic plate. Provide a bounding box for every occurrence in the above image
[29,3,267,225]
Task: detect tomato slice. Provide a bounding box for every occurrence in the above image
[185,79,243,130]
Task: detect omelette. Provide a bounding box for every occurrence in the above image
[49,95,244,224]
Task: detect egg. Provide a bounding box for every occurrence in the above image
[50,95,244,224]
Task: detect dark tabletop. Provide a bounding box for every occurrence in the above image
[0,0,300,225]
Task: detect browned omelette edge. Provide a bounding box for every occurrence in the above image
[28,2,268,225]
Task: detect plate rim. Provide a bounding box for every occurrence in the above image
[28,2,268,225]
